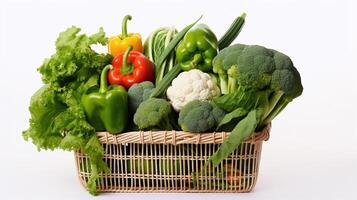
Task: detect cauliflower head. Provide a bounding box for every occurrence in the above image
[166,69,220,111]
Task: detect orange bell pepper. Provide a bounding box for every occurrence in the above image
[108,15,143,57]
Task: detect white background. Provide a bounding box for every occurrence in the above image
[1,0,356,199]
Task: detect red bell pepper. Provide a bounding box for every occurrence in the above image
[108,45,155,89]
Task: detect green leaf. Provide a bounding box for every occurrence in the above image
[22,86,67,150]
[216,107,248,131]
[59,134,85,151]
[84,135,109,195]
[39,26,111,86]
[209,109,260,166]
[55,26,82,49]
[213,88,254,112]
[89,27,108,45]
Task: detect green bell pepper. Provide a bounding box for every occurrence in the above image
[176,24,218,72]
[81,65,128,134]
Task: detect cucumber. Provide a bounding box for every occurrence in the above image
[218,13,247,50]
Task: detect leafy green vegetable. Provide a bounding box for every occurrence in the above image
[23,26,112,195]
[210,110,259,165]
[144,27,177,84]
[209,44,303,166]
[213,87,257,112]
[216,107,248,131]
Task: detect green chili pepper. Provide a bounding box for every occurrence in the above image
[81,65,128,134]
[176,24,218,72]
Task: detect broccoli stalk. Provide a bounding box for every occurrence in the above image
[227,66,238,94]
[151,116,174,131]
[214,65,239,95]
[259,90,284,124]
[261,95,291,126]
[210,44,303,166]
[217,72,229,95]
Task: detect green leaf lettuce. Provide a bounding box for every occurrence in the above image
[23,26,112,195]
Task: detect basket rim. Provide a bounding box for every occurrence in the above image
[95,123,271,145]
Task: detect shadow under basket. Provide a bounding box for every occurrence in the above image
[75,124,271,193]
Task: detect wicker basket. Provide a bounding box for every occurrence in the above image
[74,124,270,193]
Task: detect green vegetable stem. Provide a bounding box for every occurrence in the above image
[149,63,181,98]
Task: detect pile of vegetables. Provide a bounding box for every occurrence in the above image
[23,13,303,195]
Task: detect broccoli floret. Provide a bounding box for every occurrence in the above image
[213,44,302,96]
[133,98,177,131]
[178,100,225,132]
[128,81,155,115]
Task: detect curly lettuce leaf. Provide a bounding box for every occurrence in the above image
[23,85,67,149]
[23,26,112,195]
[38,26,112,89]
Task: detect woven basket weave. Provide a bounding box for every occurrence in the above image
[75,124,270,193]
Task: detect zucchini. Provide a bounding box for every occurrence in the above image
[218,13,246,50]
